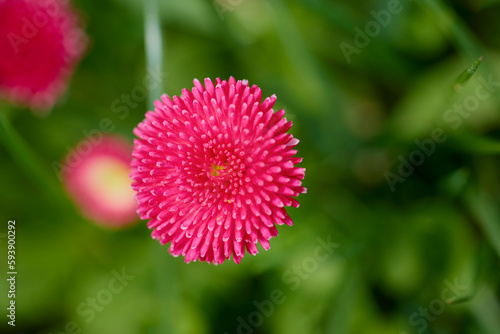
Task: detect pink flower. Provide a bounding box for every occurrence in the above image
[0,0,87,111]
[131,77,306,264]
[63,136,138,228]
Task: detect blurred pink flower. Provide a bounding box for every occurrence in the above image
[0,0,87,111]
[63,136,138,228]
[131,77,306,264]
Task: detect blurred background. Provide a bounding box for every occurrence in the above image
[1,0,500,333]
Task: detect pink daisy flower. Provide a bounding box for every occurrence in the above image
[131,77,306,264]
[0,0,87,111]
[63,136,138,228]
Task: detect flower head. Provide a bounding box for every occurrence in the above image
[0,0,87,111]
[131,77,306,264]
[63,136,138,228]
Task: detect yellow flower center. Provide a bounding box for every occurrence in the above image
[83,157,135,209]
[211,164,226,176]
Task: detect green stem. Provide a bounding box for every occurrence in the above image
[0,112,68,209]
[144,0,164,107]
[151,243,180,334]
[143,1,178,333]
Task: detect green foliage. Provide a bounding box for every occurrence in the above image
[1,0,500,333]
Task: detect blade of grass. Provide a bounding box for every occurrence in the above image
[418,0,500,106]
[295,0,411,75]
[0,112,71,211]
[418,0,484,61]
[469,286,500,334]
[293,0,360,32]
[268,0,344,109]
[463,182,500,260]
[446,132,500,155]
[325,263,360,334]
[454,56,483,92]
